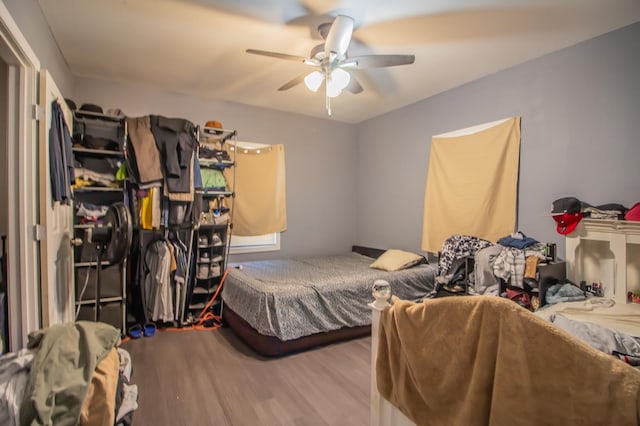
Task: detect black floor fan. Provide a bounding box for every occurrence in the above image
[75,202,132,322]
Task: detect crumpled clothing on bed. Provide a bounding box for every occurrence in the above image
[549,314,640,357]
[546,283,586,304]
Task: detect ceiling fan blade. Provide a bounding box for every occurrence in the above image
[277,74,307,91]
[246,49,307,63]
[344,73,363,94]
[324,15,354,59]
[343,54,415,68]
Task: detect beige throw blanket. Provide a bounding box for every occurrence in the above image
[377,297,640,426]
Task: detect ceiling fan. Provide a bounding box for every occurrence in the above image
[246,15,415,116]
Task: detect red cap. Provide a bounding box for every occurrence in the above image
[552,212,583,235]
[625,203,640,221]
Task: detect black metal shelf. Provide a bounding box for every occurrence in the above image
[197,223,228,230]
[188,299,221,310]
[74,186,123,193]
[198,159,234,169]
[192,285,219,295]
[199,127,236,143]
[183,128,235,324]
[73,110,125,122]
[195,274,222,280]
[75,296,124,306]
[199,189,233,197]
[72,146,124,157]
[75,261,113,268]
[72,112,128,335]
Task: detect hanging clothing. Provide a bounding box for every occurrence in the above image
[138,191,153,230]
[49,100,75,204]
[143,240,174,322]
[168,236,189,322]
[126,116,163,184]
[149,116,198,198]
[163,154,195,202]
[151,187,161,229]
[138,188,162,230]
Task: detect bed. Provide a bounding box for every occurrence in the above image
[222,246,436,356]
[370,295,640,426]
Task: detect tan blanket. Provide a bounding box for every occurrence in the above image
[377,296,640,426]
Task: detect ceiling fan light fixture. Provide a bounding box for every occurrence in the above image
[331,68,350,91]
[304,71,324,92]
[326,83,342,98]
[246,14,414,116]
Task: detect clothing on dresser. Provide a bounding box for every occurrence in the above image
[438,234,494,276]
[492,243,546,288]
[473,245,503,295]
[497,231,539,249]
[524,256,540,279]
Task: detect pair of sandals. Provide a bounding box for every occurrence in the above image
[128,323,156,339]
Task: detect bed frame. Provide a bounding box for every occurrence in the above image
[224,306,370,357]
[222,246,386,357]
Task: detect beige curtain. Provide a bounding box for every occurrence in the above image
[227,144,287,236]
[421,117,521,252]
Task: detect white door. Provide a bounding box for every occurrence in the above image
[1,1,43,350]
[37,70,74,326]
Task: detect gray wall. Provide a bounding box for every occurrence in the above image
[2,0,74,95]
[355,22,640,259]
[0,58,7,237]
[73,77,358,261]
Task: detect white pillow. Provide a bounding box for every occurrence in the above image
[369,249,425,272]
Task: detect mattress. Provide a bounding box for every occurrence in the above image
[222,252,436,341]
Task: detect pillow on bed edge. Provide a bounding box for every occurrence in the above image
[369,249,425,271]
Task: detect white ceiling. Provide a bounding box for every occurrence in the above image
[38,0,640,123]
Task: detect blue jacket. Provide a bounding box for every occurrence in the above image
[49,101,75,204]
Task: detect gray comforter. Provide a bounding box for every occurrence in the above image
[549,314,640,356]
[222,252,436,341]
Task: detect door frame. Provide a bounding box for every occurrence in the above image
[0,2,42,350]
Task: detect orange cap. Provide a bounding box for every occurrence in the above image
[205,120,223,129]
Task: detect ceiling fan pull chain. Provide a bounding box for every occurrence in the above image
[326,94,332,116]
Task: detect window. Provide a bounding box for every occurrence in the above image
[229,233,280,254]
[227,140,285,254]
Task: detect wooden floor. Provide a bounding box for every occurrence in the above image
[122,327,372,425]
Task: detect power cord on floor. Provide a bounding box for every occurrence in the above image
[191,266,230,330]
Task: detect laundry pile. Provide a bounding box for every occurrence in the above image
[0,321,138,426]
[427,232,570,311]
